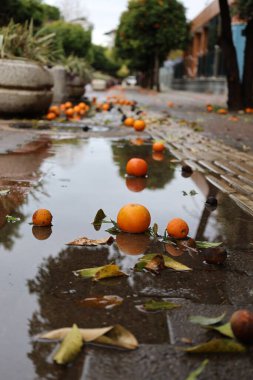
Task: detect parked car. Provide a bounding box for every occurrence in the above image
[125,76,137,86]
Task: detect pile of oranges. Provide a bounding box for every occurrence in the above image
[45,101,90,121]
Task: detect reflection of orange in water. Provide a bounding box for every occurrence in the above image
[32,226,52,240]
[117,203,151,233]
[164,243,184,257]
[152,152,164,161]
[131,138,144,146]
[116,232,150,255]
[126,177,147,192]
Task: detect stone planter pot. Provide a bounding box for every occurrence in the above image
[66,74,85,101]
[0,59,53,116]
[50,65,67,104]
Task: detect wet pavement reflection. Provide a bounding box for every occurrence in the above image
[0,137,253,379]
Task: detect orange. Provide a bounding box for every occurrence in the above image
[133,119,146,131]
[245,107,253,113]
[167,101,174,108]
[124,117,135,127]
[125,177,147,192]
[60,104,66,111]
[152,152,164,161]
[32,209,53,227]
[46,112,56,120]
[217,108,227,115]
[102,103,110,111]
[166,218,189,239]
[116,232,150,255]
[79,109,86,116]
[206,104,213,112]
[79,102,87,110]
[49,105,60,116]
[65,101,72,109]
[117,203,151,233]
[152,141,165,152]
[126,158,148,177]
[65,108,74,117]
[74,105,81,113]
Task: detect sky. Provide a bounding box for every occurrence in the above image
[44,0,212,45]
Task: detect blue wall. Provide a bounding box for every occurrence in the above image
[232,23,246,80]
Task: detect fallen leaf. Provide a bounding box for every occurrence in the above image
[189,312,226,326]
[94,264,127,281]
[185,359,209,380]
[92,209,107,231]
[196,241,223,249]
[40,324,138,350]
[54,324,83,365]
[135,254,191,272]
[189,190,198,196]
[74,265,105,279]
[206,322,234,339]
[145,254,165,274]
[163,255,192,271]
[182,191,188,196]
[0,189,10,196]
[183,338,246,353]
[78,295,123,309]
[66,236,114,246]
[143,300,181,311]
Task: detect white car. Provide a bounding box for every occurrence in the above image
[125,76,137,86]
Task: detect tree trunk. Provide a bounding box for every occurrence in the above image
[153,52,160,92]
[242,19,253,108]
[218,0,243,110]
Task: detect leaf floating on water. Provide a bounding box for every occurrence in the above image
[40,325,138,350]
[185,359,209,380]
[74,265,105,279]
[189,312,226,326]
[163,256,192,271]
[78,295,123,309]
[196,241,223,249]
[145,254,165,274]
[134,253,191,272]
[94,324,138,350]
[94,264,127,281]
[206,322,234,339]
[105,226,121,235]
[6,215,21,223]
[182,191,188,196]
[92,209,107,231]
[184,338,246,353]
[143,300,181,311]
[53,324,83,365]
[66,236,114,246]
[189,190,198,196]
[0,189,10,196]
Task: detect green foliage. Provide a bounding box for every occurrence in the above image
[90,44,121,76]
[0,20,62,64]
[237,0,253,19]
[41,20,91,59]
[115,0,188,73]
[63,55,92,81]
[0,0,61,28]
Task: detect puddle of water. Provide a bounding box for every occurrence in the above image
[1,137,253,379]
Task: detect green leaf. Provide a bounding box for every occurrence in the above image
[94,264,127,281]
[189,190,198,196]
[163,255,192,271]
[143,300,181,311]
[6,215,21,223]
[184,338,246,353]
[185,359,209,380]
[73,265,105,278]
[92,209,106,231]
[206,322,234,339]
[189,312,226,326]
[196,241,223,249]
[54,324,83,365]
[182,191,188,196]
[105,226,120,235]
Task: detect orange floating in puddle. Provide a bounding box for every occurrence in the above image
[32,208,53,227]
[116,232,150,255]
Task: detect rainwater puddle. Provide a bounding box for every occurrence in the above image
[0,137,253,379]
